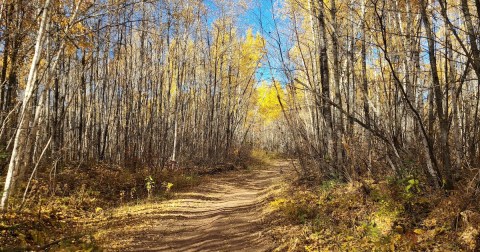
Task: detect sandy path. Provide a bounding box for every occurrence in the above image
[94,160,289,251]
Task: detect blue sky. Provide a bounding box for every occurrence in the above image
[203,0,280,84]
[203,0,275,34]
[240,0,280,84]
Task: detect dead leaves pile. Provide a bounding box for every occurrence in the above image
[269,179,480,251]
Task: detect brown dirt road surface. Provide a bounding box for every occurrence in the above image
[92,160,291,251]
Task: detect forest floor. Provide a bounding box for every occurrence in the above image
[3,156,479,251]
[82,159,292,251]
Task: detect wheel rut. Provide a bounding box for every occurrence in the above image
[94,160,290,251]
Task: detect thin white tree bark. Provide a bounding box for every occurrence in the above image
[1,0,51,211]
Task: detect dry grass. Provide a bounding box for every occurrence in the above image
[268,177,480,251]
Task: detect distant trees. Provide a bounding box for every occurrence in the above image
[0,0,265,210]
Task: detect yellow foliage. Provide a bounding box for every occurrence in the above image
[256,81,285,125]
[270,198,287,209]
[241,28,265,70]
[460,226,479,250]
[414,228,425,235]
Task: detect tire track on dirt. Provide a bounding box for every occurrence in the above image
[95,160,290,251]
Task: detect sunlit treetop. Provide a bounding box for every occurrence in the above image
[255,81,285,126]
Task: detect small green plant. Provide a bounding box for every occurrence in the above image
[405,178,420,193]
[0,151,9,160]
[119,190,125,203]
[145,176,155,198]
[359,220,381,239]
[319,179,340,192]
[162,182,174,192]
[130,187,136,199]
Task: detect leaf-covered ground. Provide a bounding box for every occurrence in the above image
[1,156,290,251]
[3,158,479,251]
[268,173,480,251]
[86,160,290,251]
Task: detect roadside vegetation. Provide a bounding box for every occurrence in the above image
[0,151,258,250]
[269,171,480,251]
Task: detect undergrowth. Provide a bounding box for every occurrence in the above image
[269,177,480,251]
[0,152,254,250]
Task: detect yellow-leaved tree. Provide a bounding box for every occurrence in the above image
[256,81,285,126]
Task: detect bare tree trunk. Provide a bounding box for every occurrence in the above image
[330,0,344,170]
[317,0,334,173]
[361,0,372,172]
[420,0,453,189]
[1,0,51,211]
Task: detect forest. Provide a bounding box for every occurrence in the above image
[1,0,480,250]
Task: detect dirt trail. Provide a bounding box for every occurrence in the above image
[94,160,290,251]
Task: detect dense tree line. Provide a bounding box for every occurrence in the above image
[265,0,480,189]
[2,0,479,211]
[0,0,264,210]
